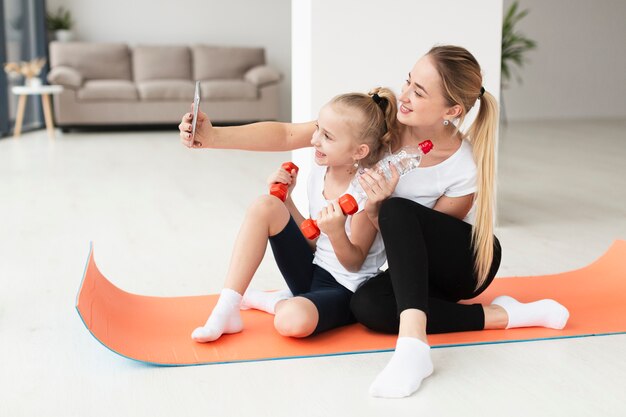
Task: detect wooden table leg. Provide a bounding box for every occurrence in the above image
[13,94,27,138]
[41,94,55,139]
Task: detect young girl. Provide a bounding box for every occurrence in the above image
[191,87,398,342]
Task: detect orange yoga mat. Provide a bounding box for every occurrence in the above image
[76,240,626,366]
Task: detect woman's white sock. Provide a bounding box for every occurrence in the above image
[492,295,570,329]
[369,337,434,398]
[191,288,243,343]
[240,288,293,314]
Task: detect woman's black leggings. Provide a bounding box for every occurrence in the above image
[350,197,502,334]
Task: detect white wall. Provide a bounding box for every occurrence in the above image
[46,0,292,122]
[502,0,626,121]
[291,0,503,212]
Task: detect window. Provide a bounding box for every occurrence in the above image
[1,0,47,138]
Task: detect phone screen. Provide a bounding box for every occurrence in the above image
[191,81,201,138]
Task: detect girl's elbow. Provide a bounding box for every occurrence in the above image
[346,257,366,273]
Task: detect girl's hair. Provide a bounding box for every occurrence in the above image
[427,45,499,290]
[329,87,399,168]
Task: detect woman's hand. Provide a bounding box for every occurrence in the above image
[178,104,214,148]
[316,201,347,238]
[267,166,298,199]
[358,163,400,220]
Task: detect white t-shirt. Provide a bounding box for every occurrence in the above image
[307,160,386,292]
[392,138,478,224]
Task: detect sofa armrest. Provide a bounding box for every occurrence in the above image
[244,65,281,87]
[47,66,83,89]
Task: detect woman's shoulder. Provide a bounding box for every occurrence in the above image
[448,139,476,168]
[433,139,476,186]
[424,138,475,172]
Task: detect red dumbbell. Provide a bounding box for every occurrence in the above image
[269,162,299,202]
[300,194,359,240]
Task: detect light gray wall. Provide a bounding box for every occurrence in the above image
[46,0,292,121]
[502,0,626,121]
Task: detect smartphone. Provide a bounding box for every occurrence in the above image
[191,81,201,139]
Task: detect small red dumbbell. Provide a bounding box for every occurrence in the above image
[269,162,299,202]
[300,194,359,239]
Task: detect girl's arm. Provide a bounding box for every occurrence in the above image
[179,109,316,151]
[284,197,317,251]
[267,165,317,251]
[318,205,378,273]
[284,198,307,232]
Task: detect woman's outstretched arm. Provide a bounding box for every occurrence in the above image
[179,108,316,152]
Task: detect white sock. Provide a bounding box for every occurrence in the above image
[240,288,293,314]
[191,288,243,343]
[492,295,570,330]
[369,337,434,399]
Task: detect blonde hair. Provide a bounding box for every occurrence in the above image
[427,45,499,290]
[329,87,399,168]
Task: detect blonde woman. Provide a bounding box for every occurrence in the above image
[178,45,569,398]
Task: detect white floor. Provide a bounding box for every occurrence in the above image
[1,120,625,416]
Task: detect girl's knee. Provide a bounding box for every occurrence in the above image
[247,195,290,233]
[249,194,284,216]
[274,301,318,337]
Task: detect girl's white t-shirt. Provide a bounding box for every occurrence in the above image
[391,138,478,224]
[307,160,386,292]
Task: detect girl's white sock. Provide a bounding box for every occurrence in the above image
[191,288,243,343]
[240,288,293,314]
[369,337,434,399]
[492,295,570,329]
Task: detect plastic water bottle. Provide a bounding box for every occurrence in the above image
[351,139,433,198]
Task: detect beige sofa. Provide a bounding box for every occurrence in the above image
[47,42,281,126]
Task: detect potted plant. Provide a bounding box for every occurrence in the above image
[501,1,537,125]
[46,7,74,42]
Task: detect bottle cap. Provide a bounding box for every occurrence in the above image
[418,140,433,154]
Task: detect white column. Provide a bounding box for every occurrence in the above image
[292,0,503,213]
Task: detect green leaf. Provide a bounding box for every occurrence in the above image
[501,1,536,89]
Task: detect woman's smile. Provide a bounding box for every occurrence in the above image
[399,103,413,114]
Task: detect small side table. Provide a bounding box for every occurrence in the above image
[11,84,64,139]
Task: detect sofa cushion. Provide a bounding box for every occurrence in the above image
[133,46,192,82]
[47,66,83,89]
[136,80,195,101]
[200,80,258,100]
[49,42,131,80]
[193,46,265,80]
[77,80,138,101]
[244,65,281,87]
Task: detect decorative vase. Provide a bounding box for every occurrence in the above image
[55,30,74,42]
[26,77,42,88]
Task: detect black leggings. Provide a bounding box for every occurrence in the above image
[350,197,502,334]
[269,217,355,335]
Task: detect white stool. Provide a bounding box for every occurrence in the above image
[11,85,64,139]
